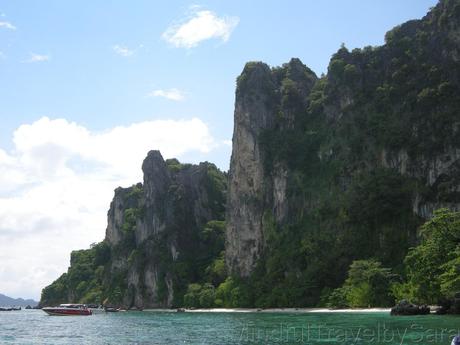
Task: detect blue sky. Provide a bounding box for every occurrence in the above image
[0,0,437,169]
[0,0,438,299]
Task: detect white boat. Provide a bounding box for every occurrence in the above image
[89,306,105,314]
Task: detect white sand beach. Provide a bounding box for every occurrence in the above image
[143,308,391,313]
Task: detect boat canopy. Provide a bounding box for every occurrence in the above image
[59,304,86,308]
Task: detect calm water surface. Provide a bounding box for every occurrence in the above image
[0,310,459,344]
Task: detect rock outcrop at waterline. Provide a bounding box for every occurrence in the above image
[390,300,430,316]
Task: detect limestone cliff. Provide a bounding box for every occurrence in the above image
[225,0,460,303]
[40,151,226,308]
[104,151,226,308]
[226,59,317,276]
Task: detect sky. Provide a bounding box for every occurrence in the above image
[0,0,438,300]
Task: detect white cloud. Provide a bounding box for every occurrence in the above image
[112,45,134,57]
[0,21,15,30]
[0,116,218,300]
[24,53,50,63]
[148,88,185,101]
[162,8,239,48]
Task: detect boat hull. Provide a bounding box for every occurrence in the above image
[43,308,92,316]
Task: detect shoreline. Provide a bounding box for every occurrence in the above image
[142,307,391,313]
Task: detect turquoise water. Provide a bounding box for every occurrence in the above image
[0,310,459,344]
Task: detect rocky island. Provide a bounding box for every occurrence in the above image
[41,0,460,311]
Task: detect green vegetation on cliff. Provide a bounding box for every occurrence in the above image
[41,242,110,306]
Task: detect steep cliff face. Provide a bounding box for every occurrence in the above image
[226,59,317,276]
[104,151,226,308]
[41,151,227,308]
[225,63,274,277]
[225,0,460,305]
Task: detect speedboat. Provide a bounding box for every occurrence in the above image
[42,304,92,316]
[104,306,120,312]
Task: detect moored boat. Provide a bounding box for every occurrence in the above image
[42,304,92,316]
[87,304,105,314]
[104,306,120,312]
[0,306,20,311]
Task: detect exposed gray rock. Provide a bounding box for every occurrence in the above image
[226,62,276,277]
[273,163,289,223]
[104,151,226,308]
[106,186,140,246]
[391,300,430,316]
[226,59,317,277]
[381,147,460,219]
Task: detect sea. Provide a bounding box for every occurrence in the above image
[0,309,459,344]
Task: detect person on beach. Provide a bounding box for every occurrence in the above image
[452,336,460,345]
